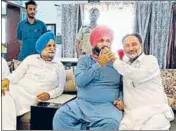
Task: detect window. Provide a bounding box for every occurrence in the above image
[83,2,135,52]
[2,1,7,15]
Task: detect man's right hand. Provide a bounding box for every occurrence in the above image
[76,40,82,58]
[98,47,114,67]
[1,79,10,96]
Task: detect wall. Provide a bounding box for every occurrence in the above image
[36,1,87,34]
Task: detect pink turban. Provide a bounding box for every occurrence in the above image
[89,25,114,47]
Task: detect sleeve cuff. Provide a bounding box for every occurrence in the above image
[47,90,56,99]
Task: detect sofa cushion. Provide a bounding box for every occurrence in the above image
[161,69,176,110]
[64,69,77,93]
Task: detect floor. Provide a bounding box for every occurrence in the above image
[170,114,176,131]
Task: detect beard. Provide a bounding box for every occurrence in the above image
[41,52,55,61]
[48,53,55,60]
[27,13,35,19]
[126,48,142,61]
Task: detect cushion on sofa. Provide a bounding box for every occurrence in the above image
[64,69,77,93]
[161,69,176,110]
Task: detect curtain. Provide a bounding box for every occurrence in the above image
[135,1,152,54]
[77,5,84,32]
[135,1,173,69]
[167,3,176,69]
[150,1,172,69]
[61,4,80,58]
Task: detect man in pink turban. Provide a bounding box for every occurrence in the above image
[53,25,123,130]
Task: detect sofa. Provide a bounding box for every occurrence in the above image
[16,68,77,130]
[161,69,176,111]
[6,60,176,129]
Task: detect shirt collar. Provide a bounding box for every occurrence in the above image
[25,19,38,24]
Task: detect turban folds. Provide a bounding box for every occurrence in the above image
[89,25,114,47]
[36,31,56,53]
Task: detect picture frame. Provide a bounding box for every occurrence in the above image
[46,23,56,36]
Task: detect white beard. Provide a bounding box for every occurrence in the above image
[126,48,142,61]
[41,52,55,61]
[48,53,55,60]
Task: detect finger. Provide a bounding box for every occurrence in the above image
[117,101,121,105]
[38,94,47,100]
[105,51,112,56]
[101,49,106,55]
[99,50,104,57]
[104,47,110,51]
[109,56,115,61]
[37,92,44,97]
[37,94,43,99]
[2,90,5,96]
[37,96,41,99]
[114,100,119,105]
[103,48,109,54]
[38,96,44,100]
[37,94,41,98]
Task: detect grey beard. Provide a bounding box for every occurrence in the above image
[126,48,142,62]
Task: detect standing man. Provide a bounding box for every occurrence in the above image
[112,33,174,130]
[76,8,100,58]
[17,0,47,61]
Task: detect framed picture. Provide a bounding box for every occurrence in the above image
[46,24,56,36]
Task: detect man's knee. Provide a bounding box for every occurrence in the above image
[53,105,77,130]
[104,119,119,129]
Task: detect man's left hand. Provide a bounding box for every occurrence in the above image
[37,92,50,101]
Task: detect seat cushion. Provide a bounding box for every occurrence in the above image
[64,69,77,93]
[161,69,176,110]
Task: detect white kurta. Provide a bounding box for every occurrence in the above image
[2,57,16,130]
[113,53,174,130]
[2,57,10,79]
[2,55,66,129]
